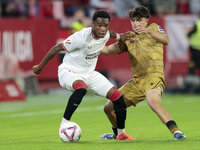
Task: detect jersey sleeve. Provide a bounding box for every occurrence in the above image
[117,31,133,54]
[117,41,128,54]
[149,23,167,35]
[62,30,84,52]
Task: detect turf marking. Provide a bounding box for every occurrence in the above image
[0,106,104,118]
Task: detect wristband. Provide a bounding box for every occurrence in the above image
[115,33,120,40]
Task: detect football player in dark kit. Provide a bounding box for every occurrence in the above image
[100,5,186,140]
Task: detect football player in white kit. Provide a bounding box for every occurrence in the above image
[33,10,135,140]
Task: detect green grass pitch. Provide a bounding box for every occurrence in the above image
[0,93,200,150]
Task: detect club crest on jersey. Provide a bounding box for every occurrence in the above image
[88,46,92,49]
[68,70,78,74]
[158,26,165,33]
[65,39,71,44]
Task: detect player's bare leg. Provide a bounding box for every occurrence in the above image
[146,89,173,124]
[146,89,186,140]
[102,96,136,140]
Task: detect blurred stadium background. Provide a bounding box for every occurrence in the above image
[0,0,200,102]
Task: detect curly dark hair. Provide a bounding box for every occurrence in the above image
[92,10,110,22]
[128,5,151,20]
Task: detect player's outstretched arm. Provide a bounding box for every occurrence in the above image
[109,30,134,42]
[101,43,121,56]
[33,43,65,75]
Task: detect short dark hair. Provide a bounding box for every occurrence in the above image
[92,10,110,22]
[128,5,151,20]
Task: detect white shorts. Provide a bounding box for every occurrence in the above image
[58,68,114,97]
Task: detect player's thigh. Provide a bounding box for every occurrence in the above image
[86,71,114,98]
[119,79,146,106]
[124,97,134,107]
[146,88,162,106]
[58,70,84,91]
[141,74,165,105]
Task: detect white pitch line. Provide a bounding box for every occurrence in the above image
[0,103,148,118]
[0,106,104,118]
[1,99,198,118]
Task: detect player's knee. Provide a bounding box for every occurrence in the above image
[103,105,109,114]
[146,97,161,112]
[103,102,113,114]
[147,97,158,108]
[146,90,161,104]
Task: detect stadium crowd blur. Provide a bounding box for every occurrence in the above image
[1,0,199,32]
[1,0,200,21]
[1,0,200,29]
[1,0,200,94]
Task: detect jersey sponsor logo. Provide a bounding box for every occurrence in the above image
[88,46,92,49]
[85,51,100,60]
[135,35,151,42]
[65,39,71,44]
[158,26,165,33]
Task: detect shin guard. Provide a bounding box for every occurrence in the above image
[63,88,87,120]
[109,90,126,129]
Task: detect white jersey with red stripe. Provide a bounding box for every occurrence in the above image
[59,27,110,75]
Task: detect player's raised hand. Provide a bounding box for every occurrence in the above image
[134,24,150,34]
[33,65,42,75]
[119,33,135,43]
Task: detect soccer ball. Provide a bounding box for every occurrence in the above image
[59,122,82,143]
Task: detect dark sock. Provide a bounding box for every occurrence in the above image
[166,120,180,134]
[63,88,87,120]
[113,95,127,129]
[112,127,118,136]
